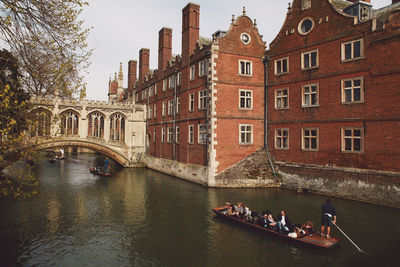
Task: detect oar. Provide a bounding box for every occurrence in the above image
[333,223,365,254]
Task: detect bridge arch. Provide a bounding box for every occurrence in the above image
[32,139,132,167]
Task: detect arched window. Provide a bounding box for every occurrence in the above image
[60,110,79,135]
[87,112,104,138]
[30,108,52,137]
[110,113,125,142]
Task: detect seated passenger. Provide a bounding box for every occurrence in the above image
[258,212,268,228]
[276,210,293,232]
[243,205,251,221]
[267,213,283,232]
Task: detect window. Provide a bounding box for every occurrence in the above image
[342,39,363,61]
[148,105,153,119]
[199,90,207,110]
[163,79,167,91]
[87,112,104,138]
[153,130,156,144]
[141,90,144,100]
[275,88,289,109]
[275,57,289,75]
[109,113,125,142]
[176,126,180,143]
[177,72,182,86]
[198,124,207,144]
[162,102,166,117]
[239,89,252,109]
[154,104,157,119]
[190,65,195,80]
[301,50,318,69]
[302,128,318,151]
[189,93,194,111]
[302,84,318,107]
[240,33,251,44]
[275,129,289,149]
[176,97,181,114]
[135,93,138,102]
[161,128,165,143]
[342,77,363,103]
[342,128,363,152]
[167,127,173,143]
[155,84,158,95]
[239,124,253,144]
[188,125,194,144]
[298,17,314,35]
[239,60,252,76]
[199,60,208,77]
[149,86,153,97]
[168,99,174,116]
[169,76,175,89]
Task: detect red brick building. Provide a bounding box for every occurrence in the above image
[267,0,400,175]
[130,3,266,185]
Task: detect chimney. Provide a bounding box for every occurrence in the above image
[158,27,173,76]
[128,60,137,90]
[181,3,200,66]
[139,48,150,84]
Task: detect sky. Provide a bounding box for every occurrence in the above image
[81,0,393,101]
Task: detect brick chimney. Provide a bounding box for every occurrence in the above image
[139,48,150,84]
[158,27,172,76]
[128,60,137,90]
[181,3,200,66]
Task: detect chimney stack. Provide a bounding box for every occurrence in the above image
[181,3,200,66]
[158,27,173,77]
[128,60,137,90]
[139,48,150,84]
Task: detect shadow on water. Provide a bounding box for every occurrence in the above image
[0,153,398,267]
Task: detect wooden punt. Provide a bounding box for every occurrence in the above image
[213,205,340,249]
[90,167,112,177]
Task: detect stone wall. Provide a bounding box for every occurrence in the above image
[277,163,400,208]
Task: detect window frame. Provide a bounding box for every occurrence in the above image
[163,79,167,92]
[238,59,252,76]
[177,72,182,86]
[341,38,364,62]
[239,124,253,145]
[198,124,207,145]
[198,90,207,110]
[302,83,319,107]
[167,127,173,143]
[341,77,364,104]
[168,76,175,89]
[161,127,165,143]
[274,57,289,75]
[153,104,157,119]
[301,49,319,70]
[162,101,166,117]
[189,93,194,112]
[341,127,364,153]
[239,89,253,109]
[175,126,180,144]
[154,84,158,95]
[168,99,174,116]
[275,88,289,109]
[301,128,319,151]
[188,125,194,144]
[199,60,208,77]
[275,128,289,150]
[190,65,195,80]
[176,97,181,114]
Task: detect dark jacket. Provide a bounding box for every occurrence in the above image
[321,203,336,217]
[276,214,293,231]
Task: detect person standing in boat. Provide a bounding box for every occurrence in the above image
[104,157,109,172]
[321,199,336,238]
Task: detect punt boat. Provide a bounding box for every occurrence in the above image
[213,205,340,249]
[90,167,112,177]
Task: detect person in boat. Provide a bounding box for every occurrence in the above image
[321,199,336,238]
[226,205,239,217]
[237,202,244,218]
[103,157,109,172]
[258,211,268,228]
[267,213,283,232]
[243,205,251,221]
[276,210,293,233]
[59,148,64,158]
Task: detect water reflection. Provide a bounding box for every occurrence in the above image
[0,153,399,266]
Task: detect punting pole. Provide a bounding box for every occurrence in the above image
[333,223,365,254]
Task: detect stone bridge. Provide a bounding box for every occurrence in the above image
[29,96,147,167]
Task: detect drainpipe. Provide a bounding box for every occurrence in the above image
[205,51,211,169]
[173,70,177,161]
[263,52,277,177]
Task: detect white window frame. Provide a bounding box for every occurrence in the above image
[148,105,153,119]
[341,77,364,104]
[199,59,208,77]
[301,49,318,70]
[177,72,182,86]
[176,126,180,143]
[198,124,207,144]
[274,57,289,75]
[163,79,167,92]
[198,90,207,110]
[341,38,364,62]
[154,84,158,95]
[176,97,181,114]
[167,127,173,143]
[239,124,253,145]
[342,128,363,153]
[161,127,165,143]
[190,65,195,80]
[302,128,319,151]
[239,89,253,109]
[275,128,289,149]
[275,88,289,109]
[162,101,166,117]
[238,60,252,76]
[169,76,175,89]
[188,125,194,144]
[168,99,174,116]
[302,84,319,107]
[154,104,157,119]
[189,93,194,111]
[149,85,154,97]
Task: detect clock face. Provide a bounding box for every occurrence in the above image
[302,0,311,10]
[241,33,251,44]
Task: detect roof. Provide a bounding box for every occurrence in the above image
[372,2,400,24]
[197,36,212,46]
[331,0,353,10]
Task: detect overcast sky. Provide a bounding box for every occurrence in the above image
[81,0,393,101]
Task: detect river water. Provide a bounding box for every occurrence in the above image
[0,153,398,267]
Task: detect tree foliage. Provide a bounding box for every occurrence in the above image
[0,0,92,97]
